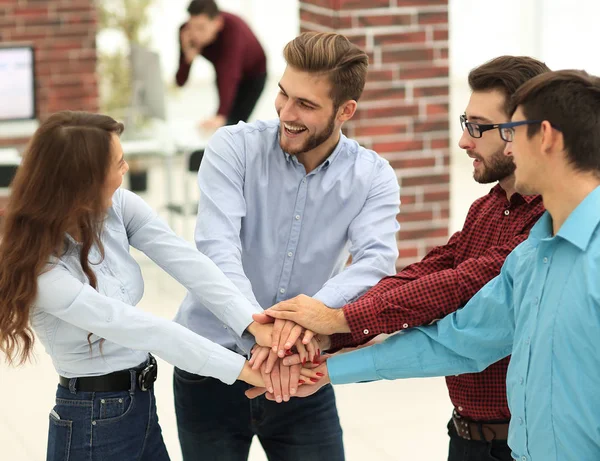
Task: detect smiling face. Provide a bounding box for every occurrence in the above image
[275,65,341,156]
[458,89,516,184]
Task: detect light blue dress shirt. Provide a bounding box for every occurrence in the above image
[329,186,600,461]
[175,120,400,354]
[31,188,259,384]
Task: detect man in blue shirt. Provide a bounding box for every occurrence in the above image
[173,32,400,461]
[261,70,600,461]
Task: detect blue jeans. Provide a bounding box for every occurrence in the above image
[447,420,513,461]
[47,372,170,461]
[173,368,345,461]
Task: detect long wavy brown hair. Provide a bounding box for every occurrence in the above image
[0,111,124,365]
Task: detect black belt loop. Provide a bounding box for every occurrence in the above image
[129,369,137,394]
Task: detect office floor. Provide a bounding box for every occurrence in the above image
[0,78,488,459]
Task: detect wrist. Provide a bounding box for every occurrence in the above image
[333,308,350,333]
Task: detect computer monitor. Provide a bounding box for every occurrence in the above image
[129,44,166,121]
[0,46,36,121]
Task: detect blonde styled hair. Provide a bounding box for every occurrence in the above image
[283,32,368,108]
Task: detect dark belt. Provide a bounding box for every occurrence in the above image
[452,409,509,442]
[59,355,158,392]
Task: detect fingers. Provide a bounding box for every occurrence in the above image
[251,346,270,370]
[294,339,307,365]
[289,363,301,395]
[270,362,283,403]
[302,329,315,344]
[279,361,291,402]
[271,318,285,354]
[305,336,318,362]
[278,321,295,357]
[282,353,302,367]
[252,313,274,325]
[268,300,299,312]
[261,362,274,395]
[265,349,279,374]
[300,362,327,385]
[264,309,294,321]
[285,324,304,351]
[245,387,267,399]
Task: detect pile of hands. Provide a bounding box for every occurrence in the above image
[241,295,344,403]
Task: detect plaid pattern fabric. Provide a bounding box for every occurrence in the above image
[330,184,545,420]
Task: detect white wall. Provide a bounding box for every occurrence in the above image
[449,0,600,232]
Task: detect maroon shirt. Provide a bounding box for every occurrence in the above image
[176,12,267,117]
[330,184,545,421]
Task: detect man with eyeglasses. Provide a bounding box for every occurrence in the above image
[266,69,600,461]
[253,56,549,461]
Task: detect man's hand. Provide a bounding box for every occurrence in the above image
[180,25,198,64]
[262,295,350,335]
[236,361,265,388]
[245,361,330,402]
[252,313,317,360]
[200,115,226,131]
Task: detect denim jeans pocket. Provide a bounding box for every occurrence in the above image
[95,392,135,425]
[47,412,73,461]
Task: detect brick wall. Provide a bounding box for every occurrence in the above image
[0,0,99,147]
[299,0,450,269]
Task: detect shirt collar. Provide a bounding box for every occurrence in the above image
[555,185,600,251]
[489,183,539,205]
[529,185,600,251]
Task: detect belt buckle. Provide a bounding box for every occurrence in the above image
[138,355,158,391]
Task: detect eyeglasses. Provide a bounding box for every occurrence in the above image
[461,114,560,142]
[496,120,557,142]
[460,114,505,139]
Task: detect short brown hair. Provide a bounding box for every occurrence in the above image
[187,0,219,18]
[510,69,600,174]
[468,56,551,114]
[283,32,368,108]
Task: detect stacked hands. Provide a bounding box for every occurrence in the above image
[240,295,342,402]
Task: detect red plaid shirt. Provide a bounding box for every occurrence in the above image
[330,184,545,421]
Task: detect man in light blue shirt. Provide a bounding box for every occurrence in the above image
[173,32,400,461]
[267,70,600,461]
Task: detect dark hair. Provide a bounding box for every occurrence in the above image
[283,32,368,108]
[0,111,123,365]
[468,56,551,115]
[510,69,600,174]
[187,0,220,18]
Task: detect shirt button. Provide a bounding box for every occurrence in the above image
[518,417,523,425]
[504,209,510,216]
[458,406,463,412]
[363,329,369,335]
[120,286,125,293]
[402,323,409,329]
[543,257,548,264]
[525,338,530,345]
[302,178,307,183]
[295,215,301,220]
[287,252,293,257]
[279,288,285,294]
[520,377,524,385]
[522,457,527,461]
[533,297,539,305]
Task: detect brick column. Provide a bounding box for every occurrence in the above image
[0,0,99,146]
[300,0,450,269]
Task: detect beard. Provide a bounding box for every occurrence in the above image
[471,146,516,184]
[278,111,337,156]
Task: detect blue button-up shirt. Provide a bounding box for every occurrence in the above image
[329,186,600,461]
[31,188,259,384]
[175,120,400,353]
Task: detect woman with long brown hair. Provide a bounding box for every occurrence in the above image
[0,111,312,460]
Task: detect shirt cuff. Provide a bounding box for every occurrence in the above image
[224,301,262,338]
[313,286,347,309]
[328,347,380,385]
[200,344,246,385]
[343,297,383,343]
